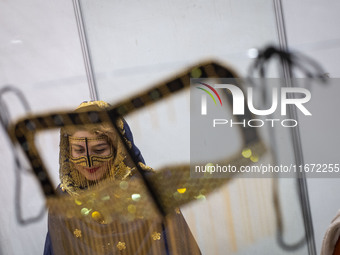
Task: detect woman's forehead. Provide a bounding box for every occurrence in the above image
[69,130,109,144]
[72,130,97,138]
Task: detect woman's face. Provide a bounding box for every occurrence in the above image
[69,130,113,181]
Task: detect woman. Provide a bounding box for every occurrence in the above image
[44,101,200,255]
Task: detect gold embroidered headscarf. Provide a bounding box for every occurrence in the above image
[59,101,139,196]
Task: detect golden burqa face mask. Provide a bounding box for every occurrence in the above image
[67,101,117,182]
[68,136,113,168]
[59,116,135,195]
[68,132,115,182]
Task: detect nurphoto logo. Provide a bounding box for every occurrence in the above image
[195,81,312,128]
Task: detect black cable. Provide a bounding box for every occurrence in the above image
[247,45,327,251]
[0,85,32,126]
[249,46,327,85]
[0,85,46,225]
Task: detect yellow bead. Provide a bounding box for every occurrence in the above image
[74,199,82,206]
[92,211,104,223]
[117,241,126,250]
[242,148,252,158]
[128,204,136,214]
[73,229,82,238]
[177,188,186,194]
[151,232,161,240]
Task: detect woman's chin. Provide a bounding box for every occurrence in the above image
[85,175,101,181]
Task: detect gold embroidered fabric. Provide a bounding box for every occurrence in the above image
[47,101,201,255]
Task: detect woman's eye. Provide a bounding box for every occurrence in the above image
[73,149,85,154]
[94,149,107,154]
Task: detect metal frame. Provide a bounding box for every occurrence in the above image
[273,1,316,254]
[72,0,98,101]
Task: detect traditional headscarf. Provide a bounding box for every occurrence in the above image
[44,101,201,255]
[58,101,146,195]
